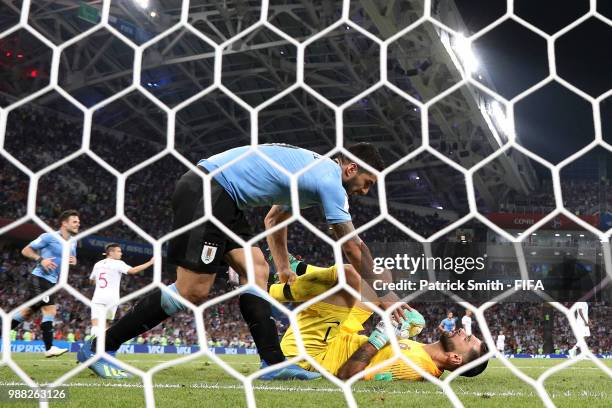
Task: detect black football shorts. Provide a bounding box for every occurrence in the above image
[167,167,256,274]
[27,274,55,310]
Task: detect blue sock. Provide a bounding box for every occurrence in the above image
[160,283,186,316]
[102,285,185,353]
[103,285,179,352]
[11,312,25,330]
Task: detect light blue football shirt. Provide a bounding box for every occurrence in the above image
[29,231,77,284]
[440,317,456,332]
[198,144,351,224]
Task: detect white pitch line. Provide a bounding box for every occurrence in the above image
[0,381,607,399]
[487,366,604,370]
[6,360,263,365]
[7,359,609,370]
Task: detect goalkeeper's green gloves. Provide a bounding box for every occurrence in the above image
[368,309,426,350]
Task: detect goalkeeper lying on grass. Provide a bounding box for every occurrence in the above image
[268,256,489,380]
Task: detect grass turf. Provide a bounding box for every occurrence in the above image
[0,353,609,407]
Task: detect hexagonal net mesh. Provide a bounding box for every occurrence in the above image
[0,0,611,407]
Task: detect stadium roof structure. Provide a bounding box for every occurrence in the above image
[1,0,540,215]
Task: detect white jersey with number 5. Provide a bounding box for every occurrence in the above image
[90,259,131,303]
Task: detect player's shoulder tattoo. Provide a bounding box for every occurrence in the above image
[349,345,376,363]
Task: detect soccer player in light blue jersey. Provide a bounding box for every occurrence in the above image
[81,143,406,380]
[12,210,80,358]
[439,311,457,334]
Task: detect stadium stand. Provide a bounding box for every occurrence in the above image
[1,108,609,354]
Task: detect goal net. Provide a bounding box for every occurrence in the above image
[0,0,610,407]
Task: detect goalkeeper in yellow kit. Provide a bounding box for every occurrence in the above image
[268,258,489,380]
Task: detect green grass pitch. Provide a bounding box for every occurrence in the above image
[0,353,609,407]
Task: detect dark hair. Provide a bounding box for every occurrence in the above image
[104,243,121,254]
[58,209,79,224]
[460,342,489,377]
[333,143,385,172]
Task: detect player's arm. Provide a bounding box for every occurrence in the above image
[337,342,378,380]
[330,222,379,281]
[330,222,405,312]
[438,322,445,333]
[338,294,425,380]
[127,257,155,275]
[319,178,409,315]
[264,205,294,283]
[21,245,42,262]
[21,236,56,271]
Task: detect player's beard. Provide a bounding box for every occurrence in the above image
[440,330,456,352]
[342,178,358,196]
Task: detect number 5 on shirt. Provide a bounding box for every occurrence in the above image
[98,272,108,288]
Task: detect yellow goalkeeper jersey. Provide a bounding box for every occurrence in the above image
[333,315,443,381]
[280,302,443,381]
[364,338,443,380]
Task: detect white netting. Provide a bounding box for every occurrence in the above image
[0,0,611,407]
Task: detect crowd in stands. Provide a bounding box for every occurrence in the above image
[481,302,611,355]
[3,107,82,173]
[496,184,556,214]
[0,161,28,220]
[1,248,610,353]
[497,179,611,216]
[561,180,610,216]
[0,107,477,241]
[392,210,448,237]
[2,107,611,354]
[2,107,612,227]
